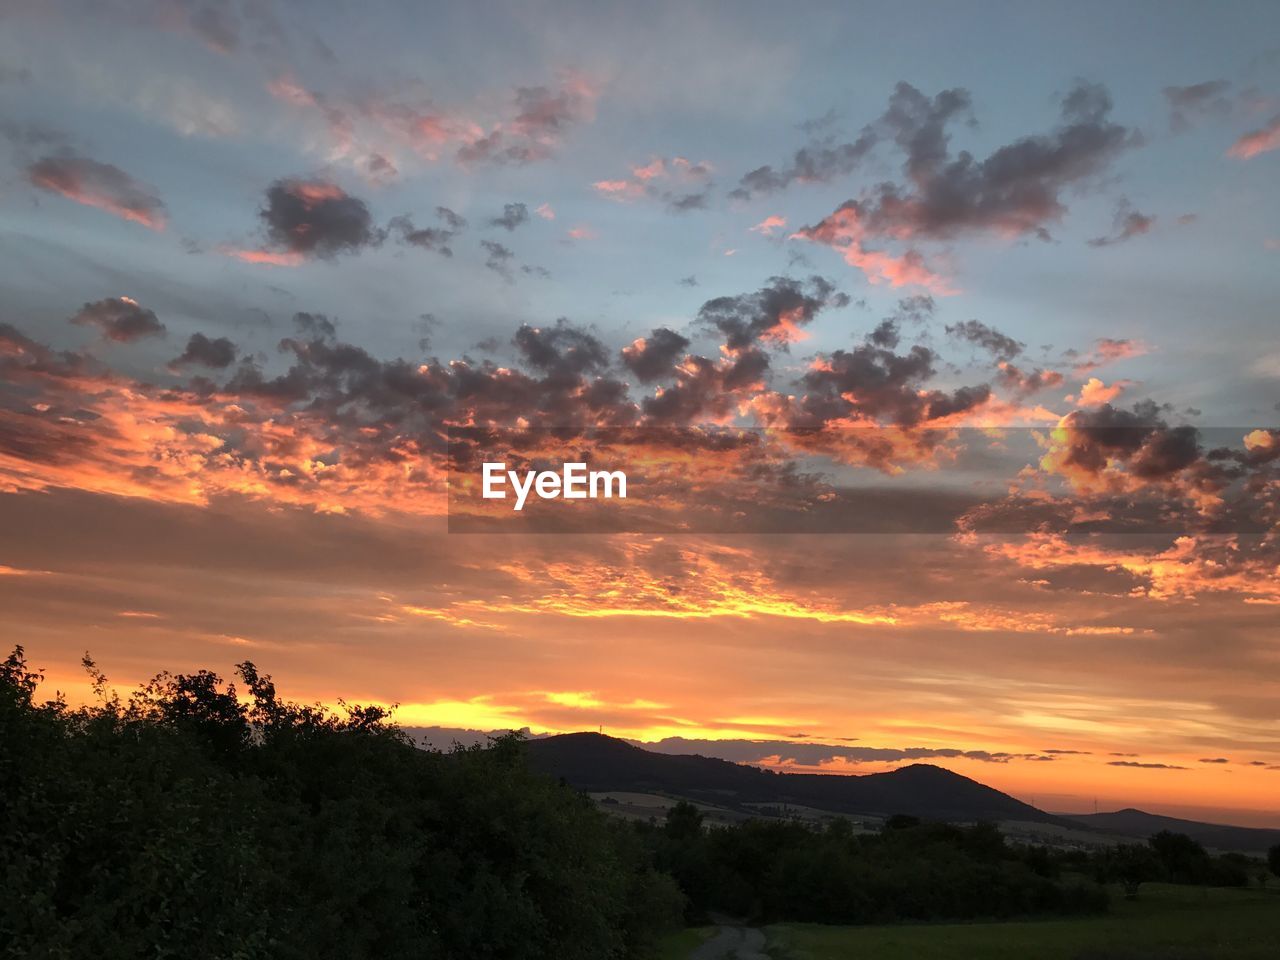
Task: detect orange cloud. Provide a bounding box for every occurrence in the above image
[791,206,955,294]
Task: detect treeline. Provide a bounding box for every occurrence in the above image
[642,806,1108,925]
[1085,829,1266,897]
[1,649,683,960]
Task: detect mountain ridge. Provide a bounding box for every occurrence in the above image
[524,731,1073,826]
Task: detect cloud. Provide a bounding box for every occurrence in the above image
[170,332,237,369]
[1163,80,1232,132]
[27,152,167,229]
[69,297,165,343]
[513,319,610,378]
[456,72,598,166]
[1070,337,1147,374]
[1068,377,1131,406]
[188,4,239,54]
[946,320,1024,361]
[219,248,305,267]
[480,240,516,281]
[1228,115,1280,159]
[995,363,1064,397]
[1108,761,1187,770]
[730,126,878,200]
[698,275,848,352]
[489,202,530,231]
[794,81,1137,289]
[592,156,714,212]
[534,203,555,220]
[621,328,691,383]
[389,206,466,257]
[634,736,1056,767]
[749,215,787,236]
[259,178,383,259]
[1088,198,1155,247]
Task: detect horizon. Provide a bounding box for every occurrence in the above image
[3,0,1279,844]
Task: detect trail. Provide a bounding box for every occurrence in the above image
[689,914,771,960]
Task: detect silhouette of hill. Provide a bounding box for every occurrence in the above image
[1068,808,1280,855]
[525,732,1071,825]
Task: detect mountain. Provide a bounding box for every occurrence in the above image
[1068,808,1280,855]
[525,732,1071,826]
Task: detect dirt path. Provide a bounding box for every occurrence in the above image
[689,916,770,960]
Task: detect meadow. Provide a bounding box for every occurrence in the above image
[761,883,1280,960]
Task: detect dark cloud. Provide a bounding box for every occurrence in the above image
[390,206,466,257]
[996,363,1064,396]
[697,275,848,352]
[1163,80,1232,132]
[489,202,530,231]
[1056,402,1205,480]
[730,128,879,200]
[667,189,711,212]
[189,4,239,53]
[1088,198,1155,247]
[798,332,991,429]
[1197,757,1230,764]
[513,319,610,378]
[27,151,167,229]
[260,179,382,258]
[480,240,515,281]
[678,275,699,287]
[621,328,691,383]
[292,312,337,339]
[69,297,166,343]
[170,332,237,369]
[796,80,1139,262]
[946,320,1024,360]
[637,737,1054,766]
[1108,761,1187,770]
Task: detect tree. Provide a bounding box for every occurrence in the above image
[1269,843,1280,880]
[1098,844,1161,899]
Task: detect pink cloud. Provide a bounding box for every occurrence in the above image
[750,215,787,236]
[1068,377,1132,407]
[1227,115,1280,159]
[219,247,305,267]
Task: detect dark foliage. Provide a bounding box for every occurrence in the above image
[640,801,1108,926]
[0,648,682,960]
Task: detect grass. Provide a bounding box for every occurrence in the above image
[654,925,716,960]
[764,884,1280,960]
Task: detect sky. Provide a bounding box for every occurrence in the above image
[1,0,1279,827]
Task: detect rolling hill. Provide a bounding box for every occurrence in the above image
[1068,808,1280,855]
[524,732,1072,826]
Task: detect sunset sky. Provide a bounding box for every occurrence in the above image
[1,1,1279,828]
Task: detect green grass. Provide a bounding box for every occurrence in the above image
[765,884,1280,960]
[654,925,716,960]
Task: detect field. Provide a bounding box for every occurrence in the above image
[763,884,1280,960]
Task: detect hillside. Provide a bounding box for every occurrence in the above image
[524,732,1071,826]
[1068,808,1280,855]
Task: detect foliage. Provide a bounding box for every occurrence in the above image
[641,802,1108,926]
[0,647,682,960]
